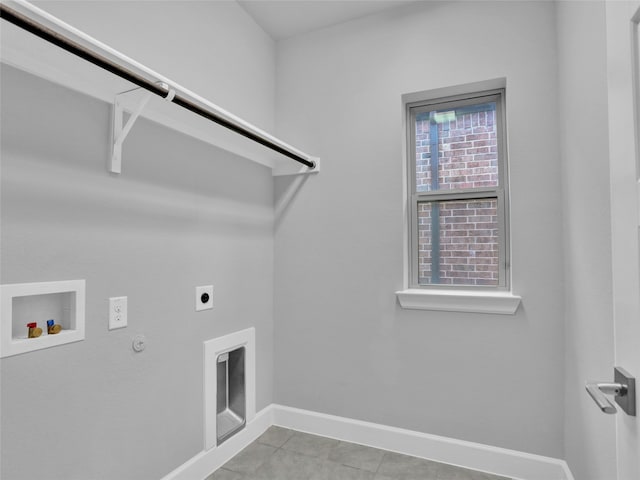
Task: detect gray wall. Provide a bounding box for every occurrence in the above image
[0,64,274,480]
[556,2,617,478]
[1,0,622,477]
[1,2,276,479]
[274,1,565,458]
[32,0,276,132]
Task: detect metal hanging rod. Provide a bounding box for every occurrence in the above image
[0,1,316,169]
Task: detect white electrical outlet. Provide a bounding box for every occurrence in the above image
[196,285,213,311]
[109,296,128,330]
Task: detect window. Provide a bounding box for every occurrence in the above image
[407,89,510,290]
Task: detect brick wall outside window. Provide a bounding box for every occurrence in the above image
[415,110,499,286]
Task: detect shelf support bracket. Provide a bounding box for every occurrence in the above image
[110,83,175,174]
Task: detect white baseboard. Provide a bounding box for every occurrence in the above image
[160,405,274,480]
[271,405,574,480]
[161,403,574,480]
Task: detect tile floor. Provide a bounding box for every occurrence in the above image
[206,427,512,480]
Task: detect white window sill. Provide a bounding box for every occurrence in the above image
[395,288,521,315]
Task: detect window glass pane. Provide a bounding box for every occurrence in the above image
[418,198,499,286]
[417,202,433,281]
[415,102,498,192]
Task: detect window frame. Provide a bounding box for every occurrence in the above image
[406,88,511,291]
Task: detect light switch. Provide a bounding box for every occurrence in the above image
[109,296,127,330]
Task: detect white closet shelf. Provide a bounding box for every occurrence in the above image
[0,0,319,176]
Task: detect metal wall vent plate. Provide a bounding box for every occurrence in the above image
[216,346,246,445]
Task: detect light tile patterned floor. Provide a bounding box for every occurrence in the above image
[206,427,512,480]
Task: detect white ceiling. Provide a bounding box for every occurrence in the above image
[237,0,418,40]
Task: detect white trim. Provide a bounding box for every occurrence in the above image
[637,179,640,227]
[162,403,574,480]
[0,279,85,357]
[204,328,256,451]
[402,78,507,106]
[272,405,573,480]
[160,404,273,480]
[396,288,521,314]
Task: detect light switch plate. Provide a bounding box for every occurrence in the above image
[196,285,213,311]
[109,296,127,330]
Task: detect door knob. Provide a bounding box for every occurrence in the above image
[585,367,636,416]
[586,382,626,413]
